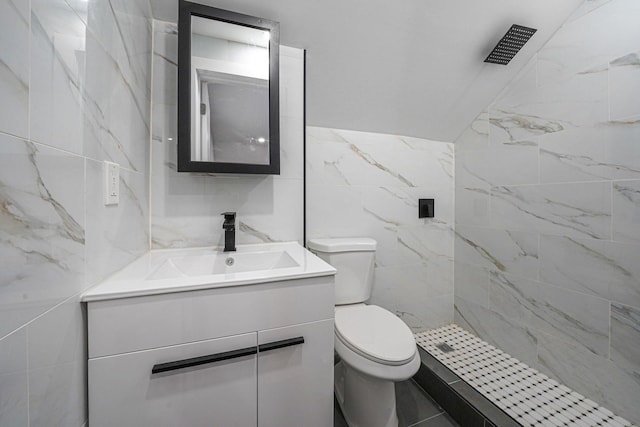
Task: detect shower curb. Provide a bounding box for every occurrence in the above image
[412,346,520,427]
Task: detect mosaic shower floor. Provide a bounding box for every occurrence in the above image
[415,325,636,427]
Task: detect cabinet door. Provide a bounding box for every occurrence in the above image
[257,319,334,427]
[89,333,257,427]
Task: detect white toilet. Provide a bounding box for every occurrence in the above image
[307,237,420,427]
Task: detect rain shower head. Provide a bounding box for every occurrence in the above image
[484,24,537,65]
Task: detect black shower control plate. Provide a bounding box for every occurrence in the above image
[419,199,435,218]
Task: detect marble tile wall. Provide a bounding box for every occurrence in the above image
[150,21,304,248]
[0,0,152,425]
[453,0,640,423]
[306,127,455,331]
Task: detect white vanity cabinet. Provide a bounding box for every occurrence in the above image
[85,275,335,427]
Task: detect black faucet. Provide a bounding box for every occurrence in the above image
[221,212,236,252]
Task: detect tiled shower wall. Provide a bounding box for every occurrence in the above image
[454,0,640,422]
[0,0,152,425]
[306,127,455,331]
[150,21,304,248]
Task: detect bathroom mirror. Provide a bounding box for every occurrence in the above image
[177,1,280,174]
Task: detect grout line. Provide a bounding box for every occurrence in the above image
[148,18,155,252]
[26,326,30,427]
[0,292,83,342]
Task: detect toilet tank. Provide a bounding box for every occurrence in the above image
[307,238,376,305]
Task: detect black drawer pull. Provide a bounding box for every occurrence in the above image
[259,336,305,353]
[152,345,257,374]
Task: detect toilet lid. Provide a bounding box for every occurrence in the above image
[335,305,417,365]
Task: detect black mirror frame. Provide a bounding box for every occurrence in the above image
[177,0,280,174]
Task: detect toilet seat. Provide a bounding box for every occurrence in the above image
[335,305,417,366]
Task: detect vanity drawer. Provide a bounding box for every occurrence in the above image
[258,319,334,427]
[88,275,334,358]
[88,333,257,427]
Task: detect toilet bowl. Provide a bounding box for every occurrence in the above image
[307,238,420,427]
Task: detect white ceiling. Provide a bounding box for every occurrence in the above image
[151,0,585,142]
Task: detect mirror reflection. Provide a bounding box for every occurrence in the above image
[190,16,271,164]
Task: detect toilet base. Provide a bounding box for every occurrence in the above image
[334,360,398,427]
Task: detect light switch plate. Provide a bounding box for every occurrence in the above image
[103,161,119,205]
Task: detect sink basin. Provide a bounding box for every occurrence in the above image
[81,241,336,302]
[148,250,299,280]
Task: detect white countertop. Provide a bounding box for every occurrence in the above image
[82,241,336,302]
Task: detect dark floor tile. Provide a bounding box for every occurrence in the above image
[413,413,460,427]
[333,379,446,427]
[396,380,444,427]
[413,363,485,427]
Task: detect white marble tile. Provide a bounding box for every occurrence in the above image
[457,144,539,187]
[150,167,210,249]
[85,159,148,287]
[454,297,538,365]
[610,303,640,379]
[0,329,28,427]
[454,261,490,307]
[28,360,86,427]
[0,136,85,338]
[536,332,640,424]
[279,115,304,180]
[372,263,453,332]
[280,45,304,121]
[537,0,640,86]
[489,271,610,357]
[151,216,216,249]
[223,177,304,245]
[494,66,608,145]
[30,0,90,155]
[490,58,538,116]
[612,180,640,244]
[25,298,86,427]
[491,182,612,239]
[109,0,153,95]
[455,111,489,150]
[150,20,177,157]
[81,0,152,173]
[397,225,454,298]
[307,131,455,243]
[151,20,177,101]
[539,235,640,308]
[359,186,453,232]
[397,224,454,263]
[151,168,207,215]
[539,121,640,183]
[27,297,85,370]
[0,329,27,373]
[610,52,640,121]
[307,127,453,189]
[0,0,29,139]
[305,140,358,187]
[306,184,367,237]
[455,225,539,279]
[414,293,454,332]
[488,108,566,146]
[455,185,491,227]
